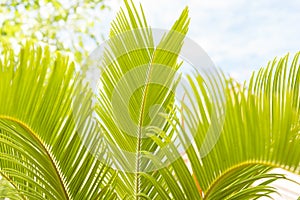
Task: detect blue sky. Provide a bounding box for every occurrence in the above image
[101,0,300,81]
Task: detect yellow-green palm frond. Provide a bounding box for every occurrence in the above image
[171,52,300,199]
[0,43,115,199]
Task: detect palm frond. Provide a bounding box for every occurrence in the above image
[0,42,115,199]
[96,0,190,198]
[1,1,299,199]
[173,52,300,199]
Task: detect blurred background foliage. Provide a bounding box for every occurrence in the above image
[0,0,109,62]
[0,178,20,200]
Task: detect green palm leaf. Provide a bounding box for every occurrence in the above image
[95,0,300,199]
[165,53,300,199]
[0,43,115,199]
[0,0,299,199]
[95,0,191,198]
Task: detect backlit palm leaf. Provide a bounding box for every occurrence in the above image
[96,0,190,198]
[0,43,115,199]
[165,53,300,199]
[0,0,299,199]
[96,1,300,199]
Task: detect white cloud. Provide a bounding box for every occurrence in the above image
[99,0,300,82]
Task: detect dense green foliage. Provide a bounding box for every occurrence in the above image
[0,0,299,199]
[0,0,108,62]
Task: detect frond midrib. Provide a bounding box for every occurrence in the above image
[0,115,70,200]
[135,47,157,199]
[203,160,300,200]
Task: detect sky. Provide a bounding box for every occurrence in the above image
[100,0,300,81]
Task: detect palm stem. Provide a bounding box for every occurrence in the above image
[135,50,157,199]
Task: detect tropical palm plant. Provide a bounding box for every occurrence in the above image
[0,0,299,199]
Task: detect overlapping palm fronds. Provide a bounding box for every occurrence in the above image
[0,0,299,199]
